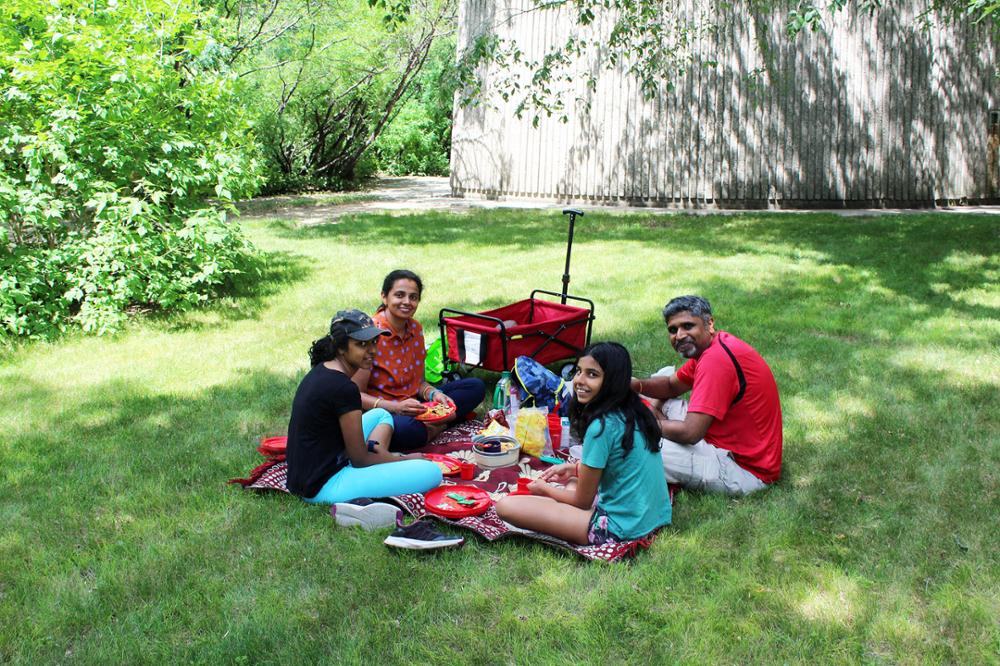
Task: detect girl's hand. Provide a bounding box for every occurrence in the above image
[541,462,576,484]
[396,398,426,416]
[527,478,550,496]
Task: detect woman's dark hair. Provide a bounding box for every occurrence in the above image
[380,269,423,299]
[308,327,349,367]
[567,342,661,454]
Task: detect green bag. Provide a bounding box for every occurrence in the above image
[424,338,444,384]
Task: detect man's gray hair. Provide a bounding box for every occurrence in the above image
[662,295,713,325]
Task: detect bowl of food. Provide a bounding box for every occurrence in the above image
[472,435,521,469]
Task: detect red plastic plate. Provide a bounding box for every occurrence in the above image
[424,484,493,518]
[258,436,287,456]
[422,453,462,476]
[415,401,456,423]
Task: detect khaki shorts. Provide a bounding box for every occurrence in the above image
[659,437,767,496]
[653,366,768,497]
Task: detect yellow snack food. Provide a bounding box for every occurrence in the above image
[480,420,509,438]
[514,408,547,457]
[419,403,452,420]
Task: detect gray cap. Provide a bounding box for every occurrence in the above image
[329,309,389,341]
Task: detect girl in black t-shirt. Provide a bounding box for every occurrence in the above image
[285,309,442,504]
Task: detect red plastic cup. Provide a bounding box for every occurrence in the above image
[513,477,532,495]
[459,461,475,480]
[547,413,562,452]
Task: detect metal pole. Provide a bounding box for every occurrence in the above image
[561,208,583,304]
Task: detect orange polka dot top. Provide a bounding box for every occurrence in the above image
[368,310,426,401]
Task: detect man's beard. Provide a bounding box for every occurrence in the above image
[676,342,697,358]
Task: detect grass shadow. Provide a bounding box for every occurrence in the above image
[266,209,1000,323]
[2,206,997,663]
[147,250,313,333]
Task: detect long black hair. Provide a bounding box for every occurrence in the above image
[308,327,349,367]
[376,269,424,313]
[567,342,661,453]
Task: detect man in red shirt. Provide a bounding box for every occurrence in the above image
[631,296,782,495]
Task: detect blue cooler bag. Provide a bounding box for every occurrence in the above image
[512,356,572,416]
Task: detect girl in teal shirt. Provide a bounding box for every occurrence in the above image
[496,342,671,544]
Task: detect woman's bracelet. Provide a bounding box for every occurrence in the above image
[373,398,382,410]
[575,462,581,477]
[638,380,644,394]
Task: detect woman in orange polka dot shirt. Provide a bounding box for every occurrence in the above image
[352,269,486,450]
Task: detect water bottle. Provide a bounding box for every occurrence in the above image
[492,371,510,411]
[507,381,520,417]
[559,416,571,451]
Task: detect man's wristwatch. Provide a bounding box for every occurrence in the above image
[366,439,379,453]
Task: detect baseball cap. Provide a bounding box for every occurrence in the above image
[329,309,390,341]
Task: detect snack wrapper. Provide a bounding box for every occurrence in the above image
[512,407,550,457]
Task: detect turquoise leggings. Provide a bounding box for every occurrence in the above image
[304,408,442,505]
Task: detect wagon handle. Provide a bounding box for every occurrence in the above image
[561,208,584,304]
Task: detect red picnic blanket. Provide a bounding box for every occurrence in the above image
[229,420,670,562]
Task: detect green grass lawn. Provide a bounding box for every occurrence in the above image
[2,207,998,664]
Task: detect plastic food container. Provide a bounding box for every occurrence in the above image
[472,435,521,469]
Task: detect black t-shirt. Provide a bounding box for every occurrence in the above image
[285,364,362,498]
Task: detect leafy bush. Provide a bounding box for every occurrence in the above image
[0,0,260,339]
[371,38,457,177]
[370,101,450,176]
[237,0,456,193]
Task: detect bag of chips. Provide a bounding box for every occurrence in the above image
[512,407,550,457]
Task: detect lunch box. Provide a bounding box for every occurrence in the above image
[472,435,521,469]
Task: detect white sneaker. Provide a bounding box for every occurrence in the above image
[330,499,401,530]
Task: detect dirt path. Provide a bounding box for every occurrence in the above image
[237,176,468,225]
[238,175,1000,224]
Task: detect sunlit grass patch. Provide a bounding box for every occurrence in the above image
[890,345,1000,387]
[796,569,861,626]
[1,208,998,663]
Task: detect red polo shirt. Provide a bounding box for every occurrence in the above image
[369,310,426,401]
[675,331,783,483]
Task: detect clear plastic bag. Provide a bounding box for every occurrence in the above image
[512,407,550,457]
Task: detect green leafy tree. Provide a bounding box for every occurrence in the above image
[453,0,716,125]
[0,0,261,338]
[226,0,457,192]
[371,36,458,176]
[785,1,1000,37]
[455,0,1000,125]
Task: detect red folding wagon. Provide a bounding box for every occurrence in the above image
[438,209,595,378]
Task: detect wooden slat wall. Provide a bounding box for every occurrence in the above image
[450,0,1000,205]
